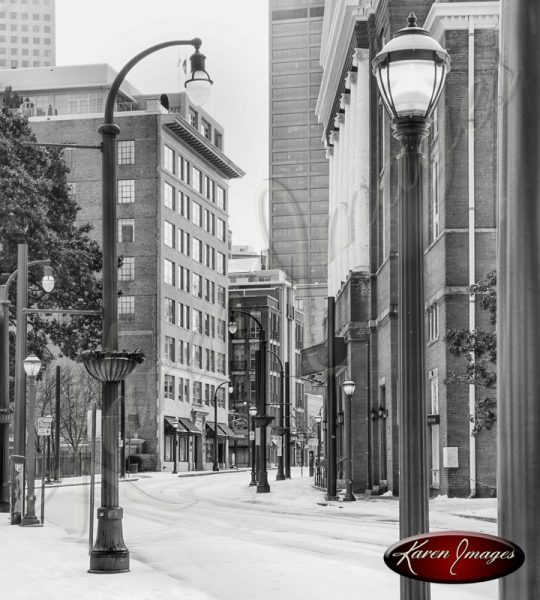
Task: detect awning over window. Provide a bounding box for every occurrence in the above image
[164,416,201,435]
[218,423,236,437]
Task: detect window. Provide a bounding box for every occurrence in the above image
[179,340,190,366]
[184,378,190,402]
[164,374,175,400]
[165,297,175,324]
[193,380,202,403]
[204,244,211,268]
[118,295,134,319]
[216,251,226,275]
[216,185,226,210]
[192,238,202,263]
[430,152,440,243]
[117,179,135,204]
[217,285,226,308]
[117,218,134,243]
[216,218,226,242]
[192,167,202,193]
[193,309,202,333]
[164,145,174,173]
[180,230,190,257]
[118,257,134,281]
[117,140,135,165]
[217,353,225,374]
[192,201,202,227]
[214,131,223,149]
[164,336,175,362]
[205,350,211,373]
[179,157,190,184]
[164,182,175,210]
[192,273,202,298]
[204,176,213,201]
[200,118,211,139]
[180,304,190,329]
[164,258,175,286]
[217,319,226,341]
[164,221,175,248]
[250,347,257,370]
[210,350,215,372]
[250,312,261,339]
[179,192,190,219]
[427,303,440,343]
[189,107,198,128]
[179,266,190,292]
[204,313,210,337]
[193,345,202,369]
[204,279,210,302]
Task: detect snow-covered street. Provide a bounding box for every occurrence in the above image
[3,469,499,599]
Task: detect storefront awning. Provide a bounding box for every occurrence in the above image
[206,422,235,437]
[218,423,236,437]
[164,416,201,435]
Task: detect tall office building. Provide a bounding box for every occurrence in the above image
[269,0,328,348]
[0,0,56,69]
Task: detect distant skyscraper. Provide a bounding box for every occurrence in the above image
[269,0,328,347]
[0,0,55,69]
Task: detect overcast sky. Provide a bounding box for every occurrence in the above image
[55,0,270,251]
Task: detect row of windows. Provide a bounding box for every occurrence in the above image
[0,46,50,55]
[163,261,226,306]
[165,297,227,340]
[0,11,52,20]
[163,145,227,212]
[164,241,226,278]
[164,336,225,374]
[164,183,227,241]
[0,58,49,66]
[1,34,51,42]
[163,375,226,406]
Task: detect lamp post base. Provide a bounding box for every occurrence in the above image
[249,474,257,486]
[20,515,41,526]
[88,549,130,574]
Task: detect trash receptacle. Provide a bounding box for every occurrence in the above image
[129,463,138,474]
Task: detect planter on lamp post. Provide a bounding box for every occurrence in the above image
[373,13,450,600]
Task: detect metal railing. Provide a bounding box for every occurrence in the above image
[314,463,327,489]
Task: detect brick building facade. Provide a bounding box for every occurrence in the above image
[312,0,498,497]
[0,65,244,469]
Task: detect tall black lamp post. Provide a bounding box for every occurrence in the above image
[172,417,179,474]
[229,311,273,493]
[268,349,285,481]
[248,405,257,486]
[20,354,42,526]
[87,39,212,575]
[213,381,232,471]
[0,250,53,517]
[373,13,450,600]
[342,380,356,502]
[315,414,322,465]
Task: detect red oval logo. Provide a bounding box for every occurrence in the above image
[384,531,524,584]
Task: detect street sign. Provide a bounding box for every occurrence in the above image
[37,416,52,436]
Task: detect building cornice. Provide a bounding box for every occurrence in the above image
[164,118,245,179]
[424,1,500,41]
[316,0,379,130]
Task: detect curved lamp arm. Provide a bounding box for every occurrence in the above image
[229,308,265,338]
[0,258,51,300]
[104,38,202,124]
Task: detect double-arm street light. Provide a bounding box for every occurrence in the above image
[229,310,273,493]
[0,244,53,518]
[373,13,450,600]
[87,38,212,575]
[213,381,233,471]
[20,354,42,526]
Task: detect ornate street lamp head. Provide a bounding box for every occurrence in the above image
[342,380,356,397]
[185,41,213,106]
[23,354,42,378]
[249,406,257,417]
[372,13,450,120]
[41,266,55,293]
[228,317,238,336]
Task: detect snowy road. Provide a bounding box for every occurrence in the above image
[43,470,498,600]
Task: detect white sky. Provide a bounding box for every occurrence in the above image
[55,0,270,252]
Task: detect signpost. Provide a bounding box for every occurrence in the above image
[38,415,52,524]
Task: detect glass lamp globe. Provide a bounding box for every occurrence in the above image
[185,48,213,107]
[23,354,42,377]
[372,13,450,120]
[342,380,356,397]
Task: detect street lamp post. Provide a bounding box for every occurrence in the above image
[284,361,291,479]
[342,380,356,502]
[268,349,285,481]
[88,39,212,575]
[248,405,257,486]
[213,381,232,471]
[229,310,273,493]
[373,14,450,600]
[172,418,179,474]
[315,414,322,466]
[20,354,42,526]
[0,246,53,519]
